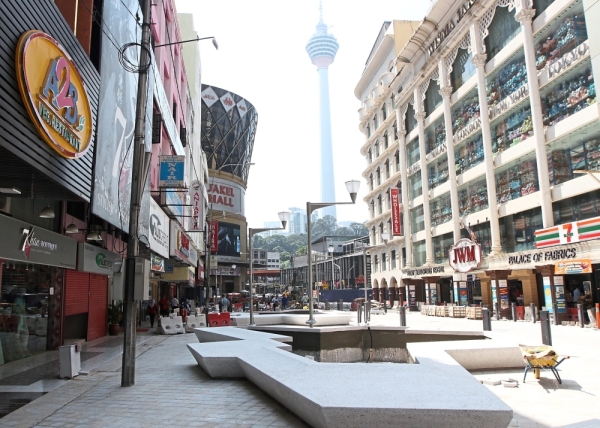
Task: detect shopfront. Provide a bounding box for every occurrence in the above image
[0,215,77,364]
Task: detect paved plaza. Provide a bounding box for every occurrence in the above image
[0,311,599,428]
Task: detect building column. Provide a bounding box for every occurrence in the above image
[389,285,396,305]
[395,117,412,267]
[515,2,554,228]
[438,60,462,242]
[414,88,434,264]
[470,23,502,254]
[373,287,380,301]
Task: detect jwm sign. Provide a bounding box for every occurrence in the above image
[449,238,482,273]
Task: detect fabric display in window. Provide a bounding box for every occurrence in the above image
[536,14,587,70]
[542,68,596,127]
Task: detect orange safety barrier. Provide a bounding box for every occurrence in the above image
[207,312,230,327]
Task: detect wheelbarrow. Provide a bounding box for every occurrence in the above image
[519,344,569,384]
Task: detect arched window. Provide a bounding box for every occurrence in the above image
[376,168,381,186]
[366,124,371,138]
[382,104,387,121]
[385,188,391,210]
[379,222,385,241]
[369,174,374,191]
[377,195,382,214]
[450,48,476,91]
[424,80,442,117]
[396,180,402,203]
[375,141,380,157]
[384,132,389,149]
[395,151,400,172]
[405,104,417,134]
[367,148,372,164]
[393,121,398,140]
[385,159,390,180]
[485,6,521,62]
[370,200,375,217]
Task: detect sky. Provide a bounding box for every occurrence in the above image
[176,0,430,229]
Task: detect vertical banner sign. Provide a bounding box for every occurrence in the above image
[459,281,468,306]
[408,285,417,307]
[543,276,553,313]
[390,188,402,236]
[190,180,202,231]
[499,279,509,310]
[554,276,566,313]
[366,255,372,288]
[210,220,219,253]
[491,280,498,310]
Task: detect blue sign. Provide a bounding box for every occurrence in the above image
[159,155,185,188]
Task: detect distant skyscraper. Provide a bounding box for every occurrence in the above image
[306,3,338,220]
[289,207,307,235]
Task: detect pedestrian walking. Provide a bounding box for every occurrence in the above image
[159,295,169,317]
[146,298,157,327]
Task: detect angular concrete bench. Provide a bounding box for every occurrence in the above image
[188,327,512,428]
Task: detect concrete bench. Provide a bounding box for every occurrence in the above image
[187,327,512,428]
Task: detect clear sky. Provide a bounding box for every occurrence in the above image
[176,0,430,229]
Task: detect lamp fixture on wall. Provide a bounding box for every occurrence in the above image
[39,206,55,218]
[65,223,79,234]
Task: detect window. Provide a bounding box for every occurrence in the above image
[374,255,379,272]
[405,103,417,134]
[413,240,426,267]
[395,151,400,172]
[406,138,420,168]
[379,222,385,241]
[382,104,387,121]
[433,233,454,264]
[410,204,425,233]
[391,250,397,269]
[385,189,391,211]
[369,174,374,191]
[450,48,476,90]
[376,168,381,186]
[485,6,521,62]
[374,114,379,130]
[385,160,390,180]
[377,195,382,214]
[382,253,387,271]
[384,132,389,149]
[424,80,442,117]
[533,0,556,17]
[499,207,542,253]
[375,141,380,157]
[393,121,398,140]
[367,149,373,164]
[409,170,423,199]
[371,200,375,217]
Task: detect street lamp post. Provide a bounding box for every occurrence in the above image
[347,265,355,289]
[249,211,290,325]
[361,233,389,323]
[307,180,361,327]
[328,241,335,290]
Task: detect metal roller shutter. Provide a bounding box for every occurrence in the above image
[64,270,89,316]
[87,274,108,341]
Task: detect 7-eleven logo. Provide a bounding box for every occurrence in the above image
[560,223,578,244]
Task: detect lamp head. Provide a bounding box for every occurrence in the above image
[382,232,390,243]
[212,38,219,50]
[278,211,290,229]
[345,180,361,203]
[39,206,55,219]
[65,223,79,234]
[328,244,334,254]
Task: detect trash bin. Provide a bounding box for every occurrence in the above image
[59,344,81,379]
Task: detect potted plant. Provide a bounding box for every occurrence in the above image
[108,303,122,336]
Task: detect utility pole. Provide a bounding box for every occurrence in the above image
[122,0,152,387]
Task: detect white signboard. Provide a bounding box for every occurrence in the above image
[237,99,248,117]
[190,180,203,231]
[201,86,218,108]
[149,198,170,259]
[208,178,245,215]
[220,92,235,112]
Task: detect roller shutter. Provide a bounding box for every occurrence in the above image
[87,274,108,341]
[64,270,89,316]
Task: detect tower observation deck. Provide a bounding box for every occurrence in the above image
[306,4,339,221]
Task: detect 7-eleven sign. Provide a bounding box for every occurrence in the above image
[534,216,600,248]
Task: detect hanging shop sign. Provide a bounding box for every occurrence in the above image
[0,215,76,268]
[390,188,402,236]
[427,0,477,56]
[535,216,600,249]
[208,178,246,215]
[169,220,191,264]
[15,30,94,159]
[149,198,170,259]
[77,243,122,275]
[159,155,186,188]
[151,254,165,272]
[554,259,592,275]
[210,220,219,253]
[190,180,203,231]
[448,238,481,273]
[402,265,445,277]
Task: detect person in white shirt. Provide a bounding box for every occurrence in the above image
[171,296,179,313]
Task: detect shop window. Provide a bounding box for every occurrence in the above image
[553,190,600,224]
[535,12,587,70]
[451,88,480,139]
[547,135,600,185]
[428,154,449,190]
[430,193,452,227]
[413,240,426,267]
[407,137,420,168]
[433,232,453,264]
[405,104,417,134]
[491,105,533,154]
[409,170,423,200]
[455,133,484,176]
[410,204,425,233]
[496,158,538,205]
[484,6,521,62]
[541,66,596,128]
[450,48,476,91]
[499,207,542,252]
[487,51,527,111]
[424,80,442,117]
[533,0,556,19]
[465,221,492,255]
[425,115,446,154]
[458,177,489,216]
[391,250,397,269]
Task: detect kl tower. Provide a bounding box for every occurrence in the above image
[306,3,339,221]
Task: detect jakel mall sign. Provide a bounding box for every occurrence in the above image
[16,31,93,159]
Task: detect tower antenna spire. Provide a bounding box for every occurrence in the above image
[319,0,323,22]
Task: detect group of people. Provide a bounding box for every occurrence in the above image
[257,293,289,311]
[145,295,192,328]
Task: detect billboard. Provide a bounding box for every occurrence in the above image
[92,0,152,233]
[208,178,245,215]
[217,222,241,258]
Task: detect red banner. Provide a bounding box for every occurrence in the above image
[390,188,402,236]
[210,220,219,253]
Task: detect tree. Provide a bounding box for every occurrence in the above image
[336,226,354,236]
[349,222,368,236]
[311,215,338,238]
[296,246,307,256]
